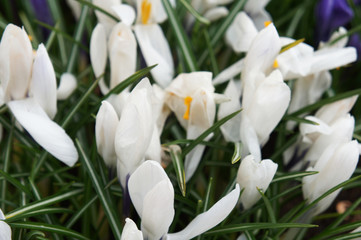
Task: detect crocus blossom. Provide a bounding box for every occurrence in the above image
[57,72,77,100]
[0,209,11,240]
[302,140,359,215]
[128,160,240,240]
[0,24,78,166]
[121,218,143,240]
[237,155,278,209]
[165,72,218,181]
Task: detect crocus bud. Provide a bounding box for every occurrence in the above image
[0,24,33,101]
[108,23,137,90]
[57,73,77,100]
[30,43,57,119]
[95,101,119,168]
[302,140,359,215]
[237,155,278,209]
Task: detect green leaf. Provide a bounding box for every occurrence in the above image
[6,189,83,219]
[231,142,242,164]
[272,171,319,183]
[74,0,118,21]
[169,145,186,197]
[182,109,242,156]
[204,223,317,236]
[76,139,122,239]
[179,0,210,25]
[9,222,89,240]
[8,208,73,222]
[0,169,32,196]
[257,188,277,224]
[310,221,361,240]
[161,0,198,71]
[280,38,305,53]
[283,116,320,126]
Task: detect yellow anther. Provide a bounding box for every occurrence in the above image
[183,96,193,120]
[141,0,152,25]
[336,67,340,70]
[273,59,279,68]
[264,21,272,27]
[28,35,33,41]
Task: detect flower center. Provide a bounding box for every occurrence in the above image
[183,96,193,120]
[273,59,279,68]
[141,0,152,25]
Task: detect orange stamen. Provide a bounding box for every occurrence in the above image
[141,0,152,25]
[183,96,193,120]
[264,21,272,27]
[273,59,279,68]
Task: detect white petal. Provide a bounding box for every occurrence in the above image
[128,161,171,219]
[167,184,240,240]
[0,24,33,101]
[121,218,143,240]
[299,116,332,144]
[57,72,77,100]
[90,23,108,93]
[240,116,261,161]
[237,155,278,209]
[8,99,78,166]
[0,209,5,220]
[112,4,136,26]
[0,220,11,240]
[145,127,162,163]
[213,59,244,85]
[141,179,175,240]
[310,47,357,74]
[108,23,137,89]
[134,24,174,88]
[204,7,228,22]
[225,12,258,53]
[95,101,119,167]
[92,0,119,33]
[218,80,242,142]
[30,44,57,119]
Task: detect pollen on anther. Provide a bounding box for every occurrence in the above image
[264,21,272,27]
[183,96,193,120]
[141,0,152,25]
[273,59,279,68]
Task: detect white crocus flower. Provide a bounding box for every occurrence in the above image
[237,155,278,209]
[0,208,11,240]
[92,0,121,34]
[0,24,78,166]
[128,160,240,240]
[95,101,119,168]
[165,72,217,181]
[237,23,290,161]
[133,0,174,88]
[90,22,137,95]
[302,140,359,215]
[115,78,155,187]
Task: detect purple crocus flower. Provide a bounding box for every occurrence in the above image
[315,0,353,42]
[30,0,54,38]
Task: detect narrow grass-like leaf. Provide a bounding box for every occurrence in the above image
[327,232,361,240]
[1,119,13,210]
[182,109,242,156]
[101,64,157,101]
[74,0,118,21]
[76,139,122,239]
[170,145,186,197]
[280,38,305,53]
[203,177,213,212]
[203,29,219,75]
[61,74,101,128]
[326,196,361,230]
[8,208,72,222]
[179,0,210,25]
[9,222,89,240]
[231,142,242,164]
[66,195,98,228]
[162,0,198,71]
[310,221,361,240]
[0,170,31,196]
[284,116,320,125]
[330,24,361,45]
[203,223,317,235]
[66,4,89,73]
[272,171,318,183]
[19,12,39,47]
[163,139,193,147]
[257,188,277,224]
[288,89,361,117]
[6,189,83,219]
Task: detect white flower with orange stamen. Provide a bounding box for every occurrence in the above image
[165,72,221,181]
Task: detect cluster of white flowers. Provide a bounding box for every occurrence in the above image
[1,0,360,239]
